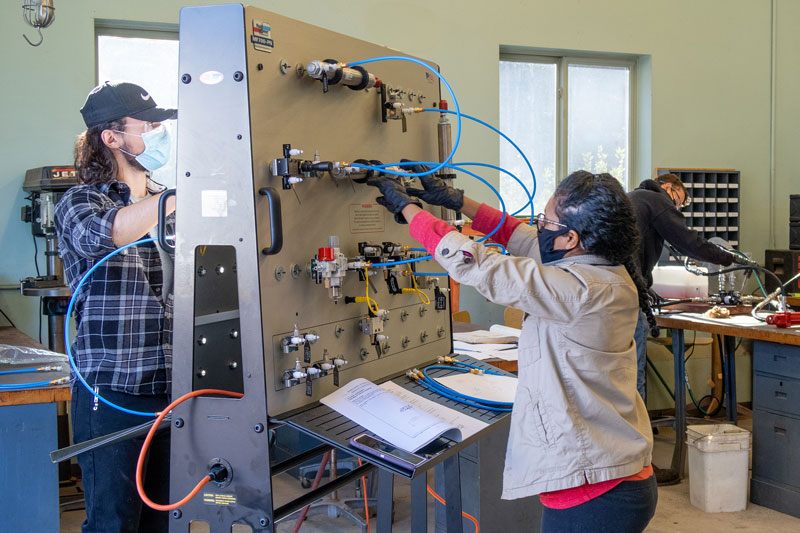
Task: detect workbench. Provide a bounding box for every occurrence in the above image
[654,312,800,513]
[0,326,70,532]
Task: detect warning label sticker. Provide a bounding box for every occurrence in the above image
[203,492,237,506]
[349,204,385,234]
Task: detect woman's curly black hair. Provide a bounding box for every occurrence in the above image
[553,170,658,335]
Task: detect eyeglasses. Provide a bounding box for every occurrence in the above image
[122,121,157,133]
[668,189,691,209]
[534,213,568,230]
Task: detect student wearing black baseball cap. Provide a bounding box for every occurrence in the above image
[80,80,177,128]
[55,81,177,532]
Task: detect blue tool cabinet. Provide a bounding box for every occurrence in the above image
[751,340,800,517]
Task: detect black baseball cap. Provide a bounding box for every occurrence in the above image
[80,81,177,128]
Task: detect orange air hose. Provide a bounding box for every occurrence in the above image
[136,388,244,511]
[427,484,479,533]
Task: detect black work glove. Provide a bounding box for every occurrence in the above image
[367,175,422,224]
[729,251,757,266]
[710,239,755,267]
[402,159,465,211]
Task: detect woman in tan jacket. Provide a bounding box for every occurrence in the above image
[369,170,657,532]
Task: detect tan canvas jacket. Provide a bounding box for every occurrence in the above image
[434,224,653,499]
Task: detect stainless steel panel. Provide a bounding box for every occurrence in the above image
[171,5,273,532]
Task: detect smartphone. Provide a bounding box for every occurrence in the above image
[349,433,426,470]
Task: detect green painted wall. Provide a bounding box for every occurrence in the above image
[774,0,800,249]
[0,0,790,366]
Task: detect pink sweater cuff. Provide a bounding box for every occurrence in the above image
[409,210,456,254]
[470,203,522,246]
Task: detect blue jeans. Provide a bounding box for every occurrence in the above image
[71,385,170,533]
[541,475,658,532]
[634,311,648,403]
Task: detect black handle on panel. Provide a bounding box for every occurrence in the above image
[158,189,177,252]
[259,187,283,255]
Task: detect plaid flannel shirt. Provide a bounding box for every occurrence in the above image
[55,179,173,395]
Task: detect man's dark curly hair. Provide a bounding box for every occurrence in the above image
[553,170,658,335]
[73,118,126,185]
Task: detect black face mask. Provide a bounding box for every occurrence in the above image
[537,226,571,264]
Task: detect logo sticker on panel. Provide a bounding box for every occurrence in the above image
[251,20,274,52]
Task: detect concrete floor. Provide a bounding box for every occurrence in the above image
[61,420,800,532]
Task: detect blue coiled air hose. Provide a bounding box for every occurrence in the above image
[0,367,41,375]
[345,56,461,178]
[414,362,512,412]
[424,108,537,219]
[417,370,512,412]
[64,237,162,417]
[0,380,64,390]
[451,162,533,223]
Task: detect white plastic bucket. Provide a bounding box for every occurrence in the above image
[686,424,751,512]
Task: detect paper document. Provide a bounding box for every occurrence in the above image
[321,378,463,452]
[453,329,518,344]
[484,348,518,361]
[435,373,518,404]
[380,381,488,440]
[683,312,770,328]
[453,349,492,361]
[489,324,522,338]
[453,341,518,361]
[455,347,518,361]
[453,341,516,353]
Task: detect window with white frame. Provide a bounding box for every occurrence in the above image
[499,53,636,215]
[96,22,179,187]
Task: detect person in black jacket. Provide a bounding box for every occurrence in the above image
[629,174,747,485]
[628,174,743,402]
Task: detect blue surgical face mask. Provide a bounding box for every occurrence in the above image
[116,125,171,171]
[537,226,571,264]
